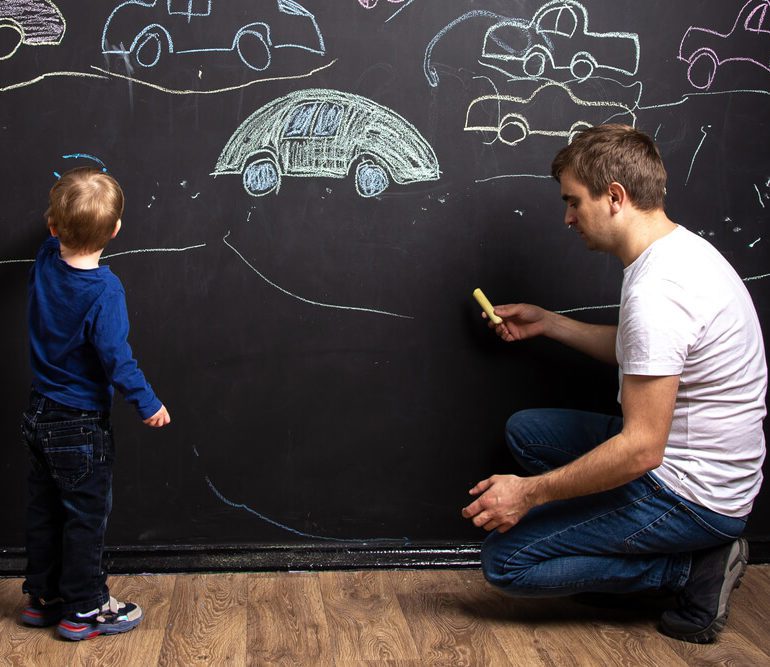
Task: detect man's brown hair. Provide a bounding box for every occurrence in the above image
[46,167,124,253]
[551,124,667,211]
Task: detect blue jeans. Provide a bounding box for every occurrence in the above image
[481,409,748,597]
[22,391,114,614]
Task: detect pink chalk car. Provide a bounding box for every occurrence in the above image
[678,0,770,90]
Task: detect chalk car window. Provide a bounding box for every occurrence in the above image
[745,3,769,31]
[168,0,211,17]
[537,5,578,37]
[284,103,318,137]
[312,103,344,137]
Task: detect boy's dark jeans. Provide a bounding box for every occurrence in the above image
[22,391,113,615]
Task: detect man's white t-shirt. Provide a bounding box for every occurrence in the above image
[617,225,767,517]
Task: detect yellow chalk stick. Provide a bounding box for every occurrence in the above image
[473,288,502,324]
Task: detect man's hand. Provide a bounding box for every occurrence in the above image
[461,474,538,533]
[485,302,618,365]
[143,405,171,427]
[486,303,549,342]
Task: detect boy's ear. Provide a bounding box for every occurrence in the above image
[111,218,122,238]
[47,217,58,237]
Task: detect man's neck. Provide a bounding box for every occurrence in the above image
[58,243,104,270]
[618,210,677,266]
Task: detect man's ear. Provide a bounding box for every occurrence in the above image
[111,218,122,238]
[608,182,627,214]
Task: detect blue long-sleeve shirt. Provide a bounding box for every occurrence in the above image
[28,236,161,419]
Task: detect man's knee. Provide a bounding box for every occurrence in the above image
[480,538,506,588]
[505,409,548,460]
[505,410,530,448]
[480,532,537,597]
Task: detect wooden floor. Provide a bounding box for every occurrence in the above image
[1,567,769,666]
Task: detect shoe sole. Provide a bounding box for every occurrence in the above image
[20,609,61,627]
[661,538,749,644]
[57,617,142,641]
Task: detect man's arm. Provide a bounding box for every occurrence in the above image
[490,303,618,365]
[461,374,679,532]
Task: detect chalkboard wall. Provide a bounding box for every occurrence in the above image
[2,0,769,571]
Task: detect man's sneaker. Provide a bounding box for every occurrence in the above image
[659,538,748,644]
[20,597,64,627]
[57,596,143,641]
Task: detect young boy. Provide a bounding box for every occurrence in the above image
[20,167,170,640]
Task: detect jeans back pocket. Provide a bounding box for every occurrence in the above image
[43,429,94,490]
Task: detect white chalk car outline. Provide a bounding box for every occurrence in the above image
[357,0,404,8]
[0,0,65,60]
[212,88,440,198]
[481,0,639,81]
[678,0,770,90]
[101,0,324,70]
[464,81,637,146]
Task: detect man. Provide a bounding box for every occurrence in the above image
[463,124,766,643]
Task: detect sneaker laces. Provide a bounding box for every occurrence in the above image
[105,596,121,614]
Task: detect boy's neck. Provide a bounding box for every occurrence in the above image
[58,243,105,270]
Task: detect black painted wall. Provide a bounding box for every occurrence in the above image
[1,0,768,569]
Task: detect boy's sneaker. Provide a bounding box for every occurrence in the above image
[20,597,64,627]
[57,596,143,641]
[659,538,748,644]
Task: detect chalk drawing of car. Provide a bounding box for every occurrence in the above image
[212,89,440,198]
[101,0,324,70]
[678,0,770,90]
[357,0,404,8]
[0,0,65,60]
[481,0,639,81]
[464,81,636,146]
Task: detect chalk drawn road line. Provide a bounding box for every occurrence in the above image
[223,231,413,319]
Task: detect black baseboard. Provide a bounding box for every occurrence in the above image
[0,543,482,576]
[2,541,768,577]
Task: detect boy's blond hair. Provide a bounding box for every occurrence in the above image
[46,167,124,253]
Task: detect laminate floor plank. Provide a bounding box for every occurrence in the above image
[664,632,770,667]
[317,570,419,664]
[246,571,331,666]
[727,566,770,652]
[389,570,516,666]
[156,572,248,666]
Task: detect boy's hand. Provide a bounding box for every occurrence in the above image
[144,405,171,427]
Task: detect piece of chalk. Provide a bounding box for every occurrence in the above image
[473,288,502,324]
